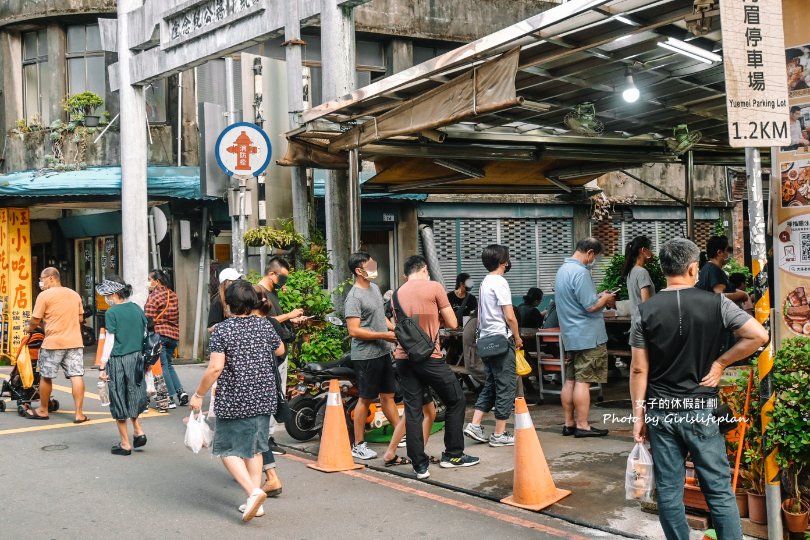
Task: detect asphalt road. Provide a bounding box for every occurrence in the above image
[0,365,617,540]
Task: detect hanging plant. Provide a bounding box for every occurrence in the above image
[244,218,305,249]
[590,193,637,221]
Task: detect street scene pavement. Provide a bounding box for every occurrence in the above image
[0,364,627,540]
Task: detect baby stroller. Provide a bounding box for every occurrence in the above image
[0,328,60,415]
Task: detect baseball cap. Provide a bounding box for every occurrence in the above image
[218,268,243,282]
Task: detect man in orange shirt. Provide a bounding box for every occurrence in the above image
[25,267,87,422]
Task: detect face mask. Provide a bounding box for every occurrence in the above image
[365,270,379,281]
[464,279,473,289]
[504,262,512,273]
[38,280,45,290]
[275,274,288,288]
[104,296,114,307]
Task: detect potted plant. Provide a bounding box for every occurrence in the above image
[244,218,306,253]
[739,361,767,524]
[63,92,104,127]
[766,337,810,532]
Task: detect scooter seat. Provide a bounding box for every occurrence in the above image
[317,366,355,378]
[304,353,352,373]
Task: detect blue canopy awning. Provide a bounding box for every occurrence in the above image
[0,166,211,200]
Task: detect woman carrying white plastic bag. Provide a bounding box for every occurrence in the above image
[184,410,213,453]
[188,280,284,523]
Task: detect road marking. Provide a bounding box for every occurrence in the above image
[282,453,586,539]
[0,372,101,400]
[0,410,162,436]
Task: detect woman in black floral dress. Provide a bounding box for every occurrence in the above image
[189,280,284,522]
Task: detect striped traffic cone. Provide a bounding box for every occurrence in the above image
[308,379,364,473]
[501,397,571,511]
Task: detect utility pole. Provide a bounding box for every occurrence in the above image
[285,0,310,240]
[225,56,246,274]
[253,58,267,274]
[321,0,357,300]
[118,0,149,306]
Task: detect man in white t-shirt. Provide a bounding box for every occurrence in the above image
[463,244,522,447]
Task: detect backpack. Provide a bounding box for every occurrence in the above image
[142,327,163,366]
[391,289,436,363]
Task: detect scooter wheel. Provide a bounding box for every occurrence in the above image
[284,395,321,441]
[0,399,6,412]
[48,399,60,413]
[18,405,26,417]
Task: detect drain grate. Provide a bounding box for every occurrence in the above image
[41,444,68,452]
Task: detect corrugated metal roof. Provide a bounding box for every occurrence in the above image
[0,166,211,200]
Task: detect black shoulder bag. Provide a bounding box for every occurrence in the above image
[392,290,436,363]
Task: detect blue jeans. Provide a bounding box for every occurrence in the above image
[646,408,742,540]
[159,336,182,397]
[473,344,517,421]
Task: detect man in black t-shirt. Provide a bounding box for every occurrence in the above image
[629,239,768,540]
[447,273,478,324]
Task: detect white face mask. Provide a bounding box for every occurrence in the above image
[365,270,378,281]
[464,279,474,289]
[38,280,45,290]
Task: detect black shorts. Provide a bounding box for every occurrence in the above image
[355,354,396,399]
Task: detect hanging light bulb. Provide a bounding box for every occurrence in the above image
[621,70,640,103]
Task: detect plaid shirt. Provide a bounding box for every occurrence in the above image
[144,286,180,340]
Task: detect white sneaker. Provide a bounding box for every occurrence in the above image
[351,441,378,460]
[488,431,515,447]
[168,401,177,409]
[463,423,487,443]
[242,488,267,522]
[238,503,265,517]
[397,435,407,448]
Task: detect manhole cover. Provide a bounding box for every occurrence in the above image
[593,399,633,409]
[41,444,68,452]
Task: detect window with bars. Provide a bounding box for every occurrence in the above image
[421,217,573,296]
[66,24,105,100]
[22,30,49,124]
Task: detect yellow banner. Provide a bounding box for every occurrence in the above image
[7,209,31,355]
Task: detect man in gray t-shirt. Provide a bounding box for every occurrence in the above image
[344,252,398,460]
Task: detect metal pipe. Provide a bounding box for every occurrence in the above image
[253,57,267,274]
[225,56,242,272]
[92,113,120,144]
[685,150,695,240]
[147,212,159,269]
[349,148,362,251]
[418,223,446,286]
[192,207,208,361]
[620,169,688,206]
[746,147,781,540]
[238,178,247,275]
[177,72,183,166]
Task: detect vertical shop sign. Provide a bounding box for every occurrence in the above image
[7,208,31,353]
[0,209,8,352]
[720,0,790,147]
[774,0,810,345]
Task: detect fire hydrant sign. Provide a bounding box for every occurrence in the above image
[720,0,790,147]
[214,122,272,177]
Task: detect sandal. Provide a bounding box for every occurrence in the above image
[24,409,49,420]
[133,434,147,448]
[111,444,132,456]
[384,455,412,467]
[73,416,89,424]
[428,455,440,464]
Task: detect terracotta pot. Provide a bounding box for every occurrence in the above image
[781,498,809,533]
[735,490,749,518]
[747,491,767,524]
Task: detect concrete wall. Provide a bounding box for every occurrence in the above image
[356,0,560,42]
[598,164,730,206]
[5,126,176,172]
[0,0,115,27]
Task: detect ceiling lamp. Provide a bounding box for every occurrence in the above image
[658,37,722,64]
[621,69,640,103]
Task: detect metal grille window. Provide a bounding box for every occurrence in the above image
[22,30,49,124]
[422,217,572,296]
[66,24,105,99]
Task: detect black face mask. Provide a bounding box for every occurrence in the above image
[504,261,512,273]
[275,274,288,288]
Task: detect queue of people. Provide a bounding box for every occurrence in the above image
[19,232,767,533]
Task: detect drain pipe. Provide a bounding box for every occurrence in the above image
[191,207,209,361]
[419,223,446,285]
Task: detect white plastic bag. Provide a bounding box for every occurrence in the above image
[625,443,655,503]
[144,371,156,396]
[184,411,213,454]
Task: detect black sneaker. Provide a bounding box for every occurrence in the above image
[439,453,480,468]
[177,391,189,406]
[269,436,286,455]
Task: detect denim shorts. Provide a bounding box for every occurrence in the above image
[212,415,271,459]
[39,347,84,379]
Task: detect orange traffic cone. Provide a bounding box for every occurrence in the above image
[501,397,571,511]
[308,379,364,473]
[94,328,106,366]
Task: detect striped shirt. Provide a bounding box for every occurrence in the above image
[144,286,180,341]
